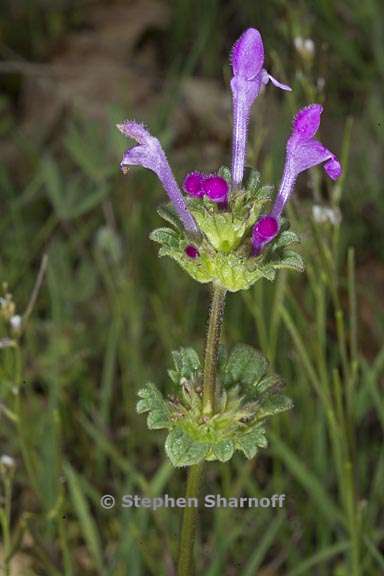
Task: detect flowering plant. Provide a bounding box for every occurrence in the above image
[117,27,341,575]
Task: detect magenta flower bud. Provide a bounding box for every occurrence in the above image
[230,28,291,190]
[185,244,200,259]
[252,215,279,254]
[202,176,229,203]
[117,121,198,233]
[183,172,205,197]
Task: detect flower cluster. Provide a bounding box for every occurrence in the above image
[117,27,341,291]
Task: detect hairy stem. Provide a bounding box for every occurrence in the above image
[177,283,227,575]
[202,284,227,414]
[177,463,204,576]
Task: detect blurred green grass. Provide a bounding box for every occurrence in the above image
[0,0,383,574]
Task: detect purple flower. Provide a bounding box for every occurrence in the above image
[271,104,342,218]
[117,121,198,233]
[230,28,291,190]
[252,104,342,254]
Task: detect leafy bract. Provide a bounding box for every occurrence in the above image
[150,170,303,292]
[137,344,293,467]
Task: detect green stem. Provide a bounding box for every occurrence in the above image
[13,346,39,493]
[177,283,227,575]
[202,284,227,415]
[0,474,13,576]
[177,463,204,576]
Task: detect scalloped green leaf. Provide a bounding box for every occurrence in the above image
[168,347,201,385]
[149,227,180,249]
[223,344,268,390]
[236,426,268,459]
[210,439,235,462]
[272,250,304,273]
[272,230,300,250]
[136,383,172,430]
[254,264,276,282]
[257,394,294,419]
[165,428,209,467]
[253,374,281,394]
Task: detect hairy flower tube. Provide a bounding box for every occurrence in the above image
[252,104,342,254]
[230,28,291,189]
[117,121,198,233]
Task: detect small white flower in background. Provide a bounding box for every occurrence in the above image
[10,314,22,333]
[294,36,315,59]
[304,38,315,54]
[317,77,325,91]
[312,205,342,226]
[0,454,15,470]
[293,37,302,50]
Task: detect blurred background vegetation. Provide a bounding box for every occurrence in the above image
[0,0,383,574]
